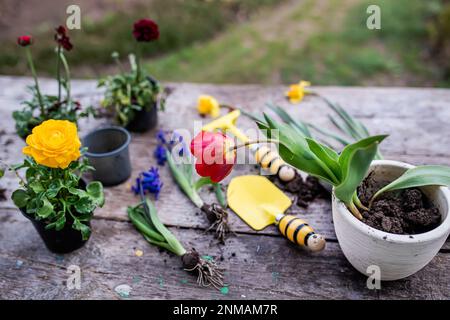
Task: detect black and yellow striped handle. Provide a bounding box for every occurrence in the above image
[254,146,296,182]
[277,215,326,252]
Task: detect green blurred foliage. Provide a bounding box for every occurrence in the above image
[0,0,448,86]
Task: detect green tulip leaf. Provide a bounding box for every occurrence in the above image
[335,135,387,204]
[257,114,336,184]
[372,165,450,201]
[306,138,341,182]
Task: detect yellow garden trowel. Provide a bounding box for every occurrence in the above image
[227,175,326,252]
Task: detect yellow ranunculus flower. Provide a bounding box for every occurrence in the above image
[285,80,311,104]
[197,95,220,118]
[23,119,81,169]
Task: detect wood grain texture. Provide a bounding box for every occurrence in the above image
[0,76,449,299]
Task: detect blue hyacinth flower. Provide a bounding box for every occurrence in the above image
[131,167,163,199]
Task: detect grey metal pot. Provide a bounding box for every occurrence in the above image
[83,126,132,186]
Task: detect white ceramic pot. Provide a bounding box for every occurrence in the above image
[332,160,450,280]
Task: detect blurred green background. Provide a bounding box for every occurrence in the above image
[0,0,449,86]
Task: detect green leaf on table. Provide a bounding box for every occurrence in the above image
[372,165,450,201]
[127,205,165,242]
[144,198,185,256]
[334,135,387,204]
[12,189,29,208]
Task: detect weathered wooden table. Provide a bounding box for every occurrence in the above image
[0,76,449,299]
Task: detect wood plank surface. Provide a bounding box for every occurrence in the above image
[0,76,449,299]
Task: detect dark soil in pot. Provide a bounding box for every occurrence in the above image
[358,173,441,235]
[270,173,329,208]
[19,179,91,254]
[125,103,158,133]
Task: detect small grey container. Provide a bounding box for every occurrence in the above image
[83,126,132,186]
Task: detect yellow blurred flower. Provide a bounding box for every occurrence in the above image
[23,120,81,169]
[285,80,311,104]
[197,95,220,118]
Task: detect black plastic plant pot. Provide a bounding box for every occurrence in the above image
[83,126,132,186]
[19,178,90,254]
[125,102,158,133]
[20,208,90,254]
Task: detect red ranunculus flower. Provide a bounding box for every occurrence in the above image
[17,35,33,47]
[133,19,159,42]
[54,25,73,51]
[190,131,236,183]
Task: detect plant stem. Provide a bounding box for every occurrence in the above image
[193,176,213,191]
[166,149,204,208]
[352,191,368,211]
[56,46,61,102]
[26,47,44,112]
[214,183,227,208]
[59,51,71,103]
[347,200,363,220]
[135,42,141,80]
[0,160,26,185]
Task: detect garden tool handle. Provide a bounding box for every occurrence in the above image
[276,215,326,252]
[254,146,296,182]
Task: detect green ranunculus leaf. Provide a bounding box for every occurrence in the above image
[72,219,91,241]
[12,189,29,208]
[46,180,64,198]
[37,197,54,219]
[0,168,4,179]
[86,181,105,206]
[74,197,96,214]
[54,212,66,231]
[372,165,450,201]
[334,135,387,204]
[68,187,88,198]
[29,181,45,193]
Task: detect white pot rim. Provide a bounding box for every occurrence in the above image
[333,159,450,244]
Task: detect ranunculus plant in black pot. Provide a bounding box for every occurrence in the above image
[13,27,94,140]
[98,19,165,132]
[7,120,104,254]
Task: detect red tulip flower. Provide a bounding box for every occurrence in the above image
[17,35,33,47]
[133,19,159,42]
[190,131,236,183]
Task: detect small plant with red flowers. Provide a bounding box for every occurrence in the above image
[13,27,94,139]
[98,18,165,132]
